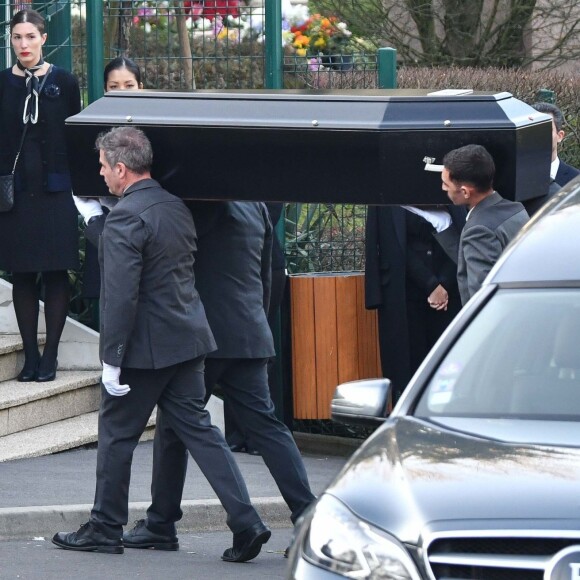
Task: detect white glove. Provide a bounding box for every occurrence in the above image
[402,205,452,233]
[73,195,104,224]
[101,362,131,397]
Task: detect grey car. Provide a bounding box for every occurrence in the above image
[286,176,580,580]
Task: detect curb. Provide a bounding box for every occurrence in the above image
[0,433,361,541]
[293,431,362,457]
[0,496,290,541]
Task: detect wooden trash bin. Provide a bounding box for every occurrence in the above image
[289,273,382,419]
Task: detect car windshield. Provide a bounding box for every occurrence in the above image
[415,289,580,420]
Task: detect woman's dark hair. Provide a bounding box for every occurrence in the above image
[10,9,45,34]
[103,57,142,88]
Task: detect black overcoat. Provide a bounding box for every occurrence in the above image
[0,66,80,272]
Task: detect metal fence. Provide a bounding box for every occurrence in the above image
[1,1,377,319]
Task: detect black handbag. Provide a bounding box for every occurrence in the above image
[0,130,25,213]
[0,65,52,213]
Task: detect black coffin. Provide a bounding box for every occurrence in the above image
[66,89,551,204]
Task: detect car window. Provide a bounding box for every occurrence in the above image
[414,289,580,420]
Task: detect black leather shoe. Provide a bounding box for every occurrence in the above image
[36,358,57,382]
[52,521,123,554]
[229,444,246,453]
[17,352,40,382]
[222,521,271,563]
[123,519,179,551]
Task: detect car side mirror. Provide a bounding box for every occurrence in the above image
[331,379,392,426]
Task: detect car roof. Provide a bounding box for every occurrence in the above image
[487,174,580,286]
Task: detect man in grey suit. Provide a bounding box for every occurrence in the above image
[435,144,529,305]
[123,201,315,554]
[52,127,270,561]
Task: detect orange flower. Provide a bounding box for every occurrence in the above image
[293,34,311,49]
[289,12,353,57]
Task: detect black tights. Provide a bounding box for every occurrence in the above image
[12,271,70,373]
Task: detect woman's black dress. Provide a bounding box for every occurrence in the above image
[0,66,80,273]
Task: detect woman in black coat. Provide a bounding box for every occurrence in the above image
[0,9,81,382]
[365,205,466,403]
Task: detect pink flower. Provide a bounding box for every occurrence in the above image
[308,57,322,71]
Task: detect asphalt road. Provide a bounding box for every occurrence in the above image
[0,527,294,579]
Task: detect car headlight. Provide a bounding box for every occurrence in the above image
[302,494,421,579]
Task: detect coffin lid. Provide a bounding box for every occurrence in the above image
[66,89,552,205]
[67,88,548,131]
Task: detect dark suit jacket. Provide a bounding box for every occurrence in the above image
[524,160,580,216]
[523,179,561,217]
[365,205,466,309]
[436,192,529,305]
[265,202,285,272]
[188,201,276,360]
[555,160,580,187]
[91,179,216,369]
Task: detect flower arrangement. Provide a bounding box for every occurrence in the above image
[130,1,355,56]
[183,1,240,21]
[290,13,353,57]
[132,0,257,44]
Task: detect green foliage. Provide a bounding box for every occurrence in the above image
[284,203,366,274]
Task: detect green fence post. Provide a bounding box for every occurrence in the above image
[378,47,397,89]
[536,89,555,104]
[32,0,72,70]
[86,0,104,104]
[264,2,288,423]
[1,2,11,70]
[264,0,282,89]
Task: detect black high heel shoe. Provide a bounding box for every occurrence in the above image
[36,358,58,382]
[17,352,40,382]
[17,363,39,382]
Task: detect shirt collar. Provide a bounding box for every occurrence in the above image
[550,157,560,180]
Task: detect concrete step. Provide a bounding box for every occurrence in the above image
[0,371,102,437]
[0,411,156,462]
[0,334,45,382]
[0,280,101,372]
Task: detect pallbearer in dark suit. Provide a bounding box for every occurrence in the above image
[225,201,288,453]
[123,200,315,553]
[524,102,580,216]
[52,127,270,562]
